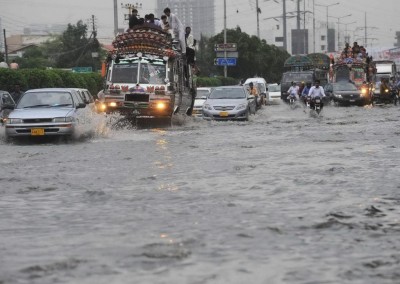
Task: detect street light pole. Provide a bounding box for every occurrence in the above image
[315,2,339,52]
[329,14,351,51]
[342,21,356,44]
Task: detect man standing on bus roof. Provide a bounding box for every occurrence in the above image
[163,7,186,54]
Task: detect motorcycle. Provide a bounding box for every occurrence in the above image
[288,94,297,109]
[310,96,322,114]
[373,87,398,105]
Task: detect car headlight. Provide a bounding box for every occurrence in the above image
[53,117,74,123]
[236,103,247,110]
[203,104,213,110]
[6,118,23,124]
[109,102,117,107]
[361,88,368,95]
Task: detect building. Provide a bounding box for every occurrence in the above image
[6,34,56,58]
[156,0,215,40]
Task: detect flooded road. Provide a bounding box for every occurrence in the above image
[1,104,400,284]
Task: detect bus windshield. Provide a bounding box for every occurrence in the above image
[139,61,166,84]
[111,63,138,83]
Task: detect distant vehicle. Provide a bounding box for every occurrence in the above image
[70,88,98,112]
[266,83,281,105]
[244,77,267,107]
[324,82,371,106]
[192,87,213,117]
[202,86,256,121]
[280,71,314,102]
[372,60,397,96]
[5,88,89,139]
[0,91,16,124]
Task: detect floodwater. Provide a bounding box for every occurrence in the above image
[1,103,400,284]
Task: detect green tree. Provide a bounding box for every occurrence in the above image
[17,46,53,69]
[43,20,103,70]
[197,27,290,82]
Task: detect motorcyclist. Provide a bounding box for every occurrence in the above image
[308,80,326,110]
[287,81,299,102]
[379,78,391,99]
[301,82,312,105]
[389,77,399,104]
[248,82,260,107]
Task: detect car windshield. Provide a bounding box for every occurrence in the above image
[17,92,74,109]
[333,83,358,91]
[209,88,246,99]
[196,89,211,98]
[268,85,281,92]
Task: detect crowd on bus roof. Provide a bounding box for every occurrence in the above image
[126,8,196,67]
[337,41,373,66]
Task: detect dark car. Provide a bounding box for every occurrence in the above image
[0,91,16,124]
[324,82,371,106]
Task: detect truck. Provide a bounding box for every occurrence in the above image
[280,54,330,102]
[98,25,196,125]
[372,60,397,95]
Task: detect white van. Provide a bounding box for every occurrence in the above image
[244,77,268,106]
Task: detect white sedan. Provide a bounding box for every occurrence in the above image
[5,88,89,139]
[266,83,282,105]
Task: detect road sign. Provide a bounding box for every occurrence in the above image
[214,58,237,66]
[216,51,239,58]
[214,43,237,52]
[72,67,93,73]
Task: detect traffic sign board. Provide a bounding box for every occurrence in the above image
[72,67,93,73]
[216,51,239,58]
[214,43,237,52]
[214,58,237,66]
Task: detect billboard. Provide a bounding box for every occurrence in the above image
[328,28,336,52]
[291,29,308,55]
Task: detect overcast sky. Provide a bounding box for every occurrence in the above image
[1,0,399,51]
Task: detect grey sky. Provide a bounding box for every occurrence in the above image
[1,0,399,50]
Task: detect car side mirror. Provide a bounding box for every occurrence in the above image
[76,103,86,109]
[266,87,268,91]
[1,103,15,110]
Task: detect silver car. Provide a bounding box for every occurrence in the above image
[202,86,256,121]
[5,88,87,138]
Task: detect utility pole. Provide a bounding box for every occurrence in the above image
[3,29,8,64]
[296,0,300,29]
[364,12,367,48]
[283,0,287,51]
[256,0,260,38]
[224,0,227,78]
[113,0,118,36]
[313,0,315,52]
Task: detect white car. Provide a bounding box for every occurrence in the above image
[192,87,213,117]
[5,88,89,139]
[266,83,281,105]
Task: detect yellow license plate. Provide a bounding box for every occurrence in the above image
[31,128,45,136]
[219,111,229,117]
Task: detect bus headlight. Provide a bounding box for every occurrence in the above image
[156,102,167,110]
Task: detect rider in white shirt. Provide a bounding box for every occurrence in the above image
[308,80,326,109]
[287,81,299,101]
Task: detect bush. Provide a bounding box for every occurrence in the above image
[0,69,28,92]
[196,76,239,87]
